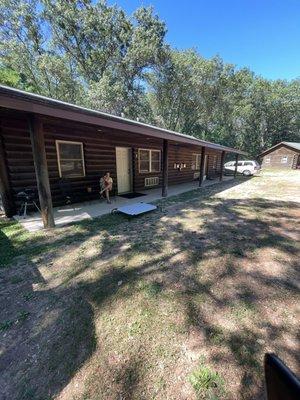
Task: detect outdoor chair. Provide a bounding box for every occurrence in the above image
[17,189,41,218]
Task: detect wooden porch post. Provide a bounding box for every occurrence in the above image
[234,153,239,178]
[0,134,15,217]
[199,146,206,186]
[162,139,169,197]
[219,150,226,181]
[28,115,55,228]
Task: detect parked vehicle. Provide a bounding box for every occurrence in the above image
[224,160,261,176]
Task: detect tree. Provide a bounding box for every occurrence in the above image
[0,0,299,155]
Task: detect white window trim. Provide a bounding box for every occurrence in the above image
[281,156,288,164]
[265,157,271,164]
[138,148,161,173]
[56,140,86,178]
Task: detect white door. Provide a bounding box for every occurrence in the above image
[116,147,132,194]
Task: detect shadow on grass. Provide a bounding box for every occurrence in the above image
[0,176,299,399]
[0,259,96,400]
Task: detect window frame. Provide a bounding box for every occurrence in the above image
[281,156,288,164]
[138,148,161,173]
[56,140,86,178]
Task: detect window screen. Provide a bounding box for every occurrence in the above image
[138,149,161,173]
[56,141,85,178]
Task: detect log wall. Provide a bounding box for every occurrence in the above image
[0,110,223,209]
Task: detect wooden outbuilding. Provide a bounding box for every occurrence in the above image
[259,142,300,170]
[0,85,245,228]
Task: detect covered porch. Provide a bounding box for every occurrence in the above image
[14,176,234,232]
[0,86,246,229]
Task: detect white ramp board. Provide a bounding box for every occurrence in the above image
[117,202,157,216]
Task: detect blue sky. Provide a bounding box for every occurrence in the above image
[110,0,300,80]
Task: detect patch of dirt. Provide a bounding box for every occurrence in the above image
[1,172,299,400]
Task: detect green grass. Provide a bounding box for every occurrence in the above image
[188,360,225,399]
[0,218,51,268]
[16,310,30,323]
[231,300,256,321]
[0,319,14,332]
[1,172,299,399]
[141,281,163,298]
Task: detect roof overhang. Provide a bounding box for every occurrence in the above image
[0,85,247,155]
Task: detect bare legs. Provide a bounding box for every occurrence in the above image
[100,186,112,204]
[105,189,111,204]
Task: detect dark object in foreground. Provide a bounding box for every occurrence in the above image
[264,353,300,400]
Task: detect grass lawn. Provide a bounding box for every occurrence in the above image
[0,170,299,400]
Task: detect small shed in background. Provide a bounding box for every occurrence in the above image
[259,142,300,170]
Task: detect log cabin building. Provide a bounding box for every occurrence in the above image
[0,85,245,228]
[259,142,300,170]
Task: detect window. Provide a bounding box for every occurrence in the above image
[237,161,243,166]
[56,140,85,178]
[265,157,270,164]
[138,149,161,173]
[281,156,288,164]
[192,154,201,170]
[244,161,253,166]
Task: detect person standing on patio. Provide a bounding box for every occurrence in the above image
[100,172,113,204]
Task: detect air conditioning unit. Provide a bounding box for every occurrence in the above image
[145,177,159,187]
[193,172,200,180]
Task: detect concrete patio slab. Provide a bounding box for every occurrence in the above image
[14,177,234,231]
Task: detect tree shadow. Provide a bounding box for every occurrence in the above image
[0,260,96,400]
[1,177,299,399]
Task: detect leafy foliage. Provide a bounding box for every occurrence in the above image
[0,0,299,155]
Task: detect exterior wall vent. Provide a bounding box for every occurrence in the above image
[145,177,159,187]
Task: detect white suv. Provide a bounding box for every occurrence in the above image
[224,160,260,176]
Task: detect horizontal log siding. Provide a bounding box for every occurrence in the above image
[0,115,36,208]
[261,146,299,169]
[43,119,165,204]
[1,111,224,208]
[206,153,222,178]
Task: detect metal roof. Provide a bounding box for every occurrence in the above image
[0,85,247,154]
[258,141,300,156]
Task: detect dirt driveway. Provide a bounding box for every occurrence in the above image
[0,171,299,400]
